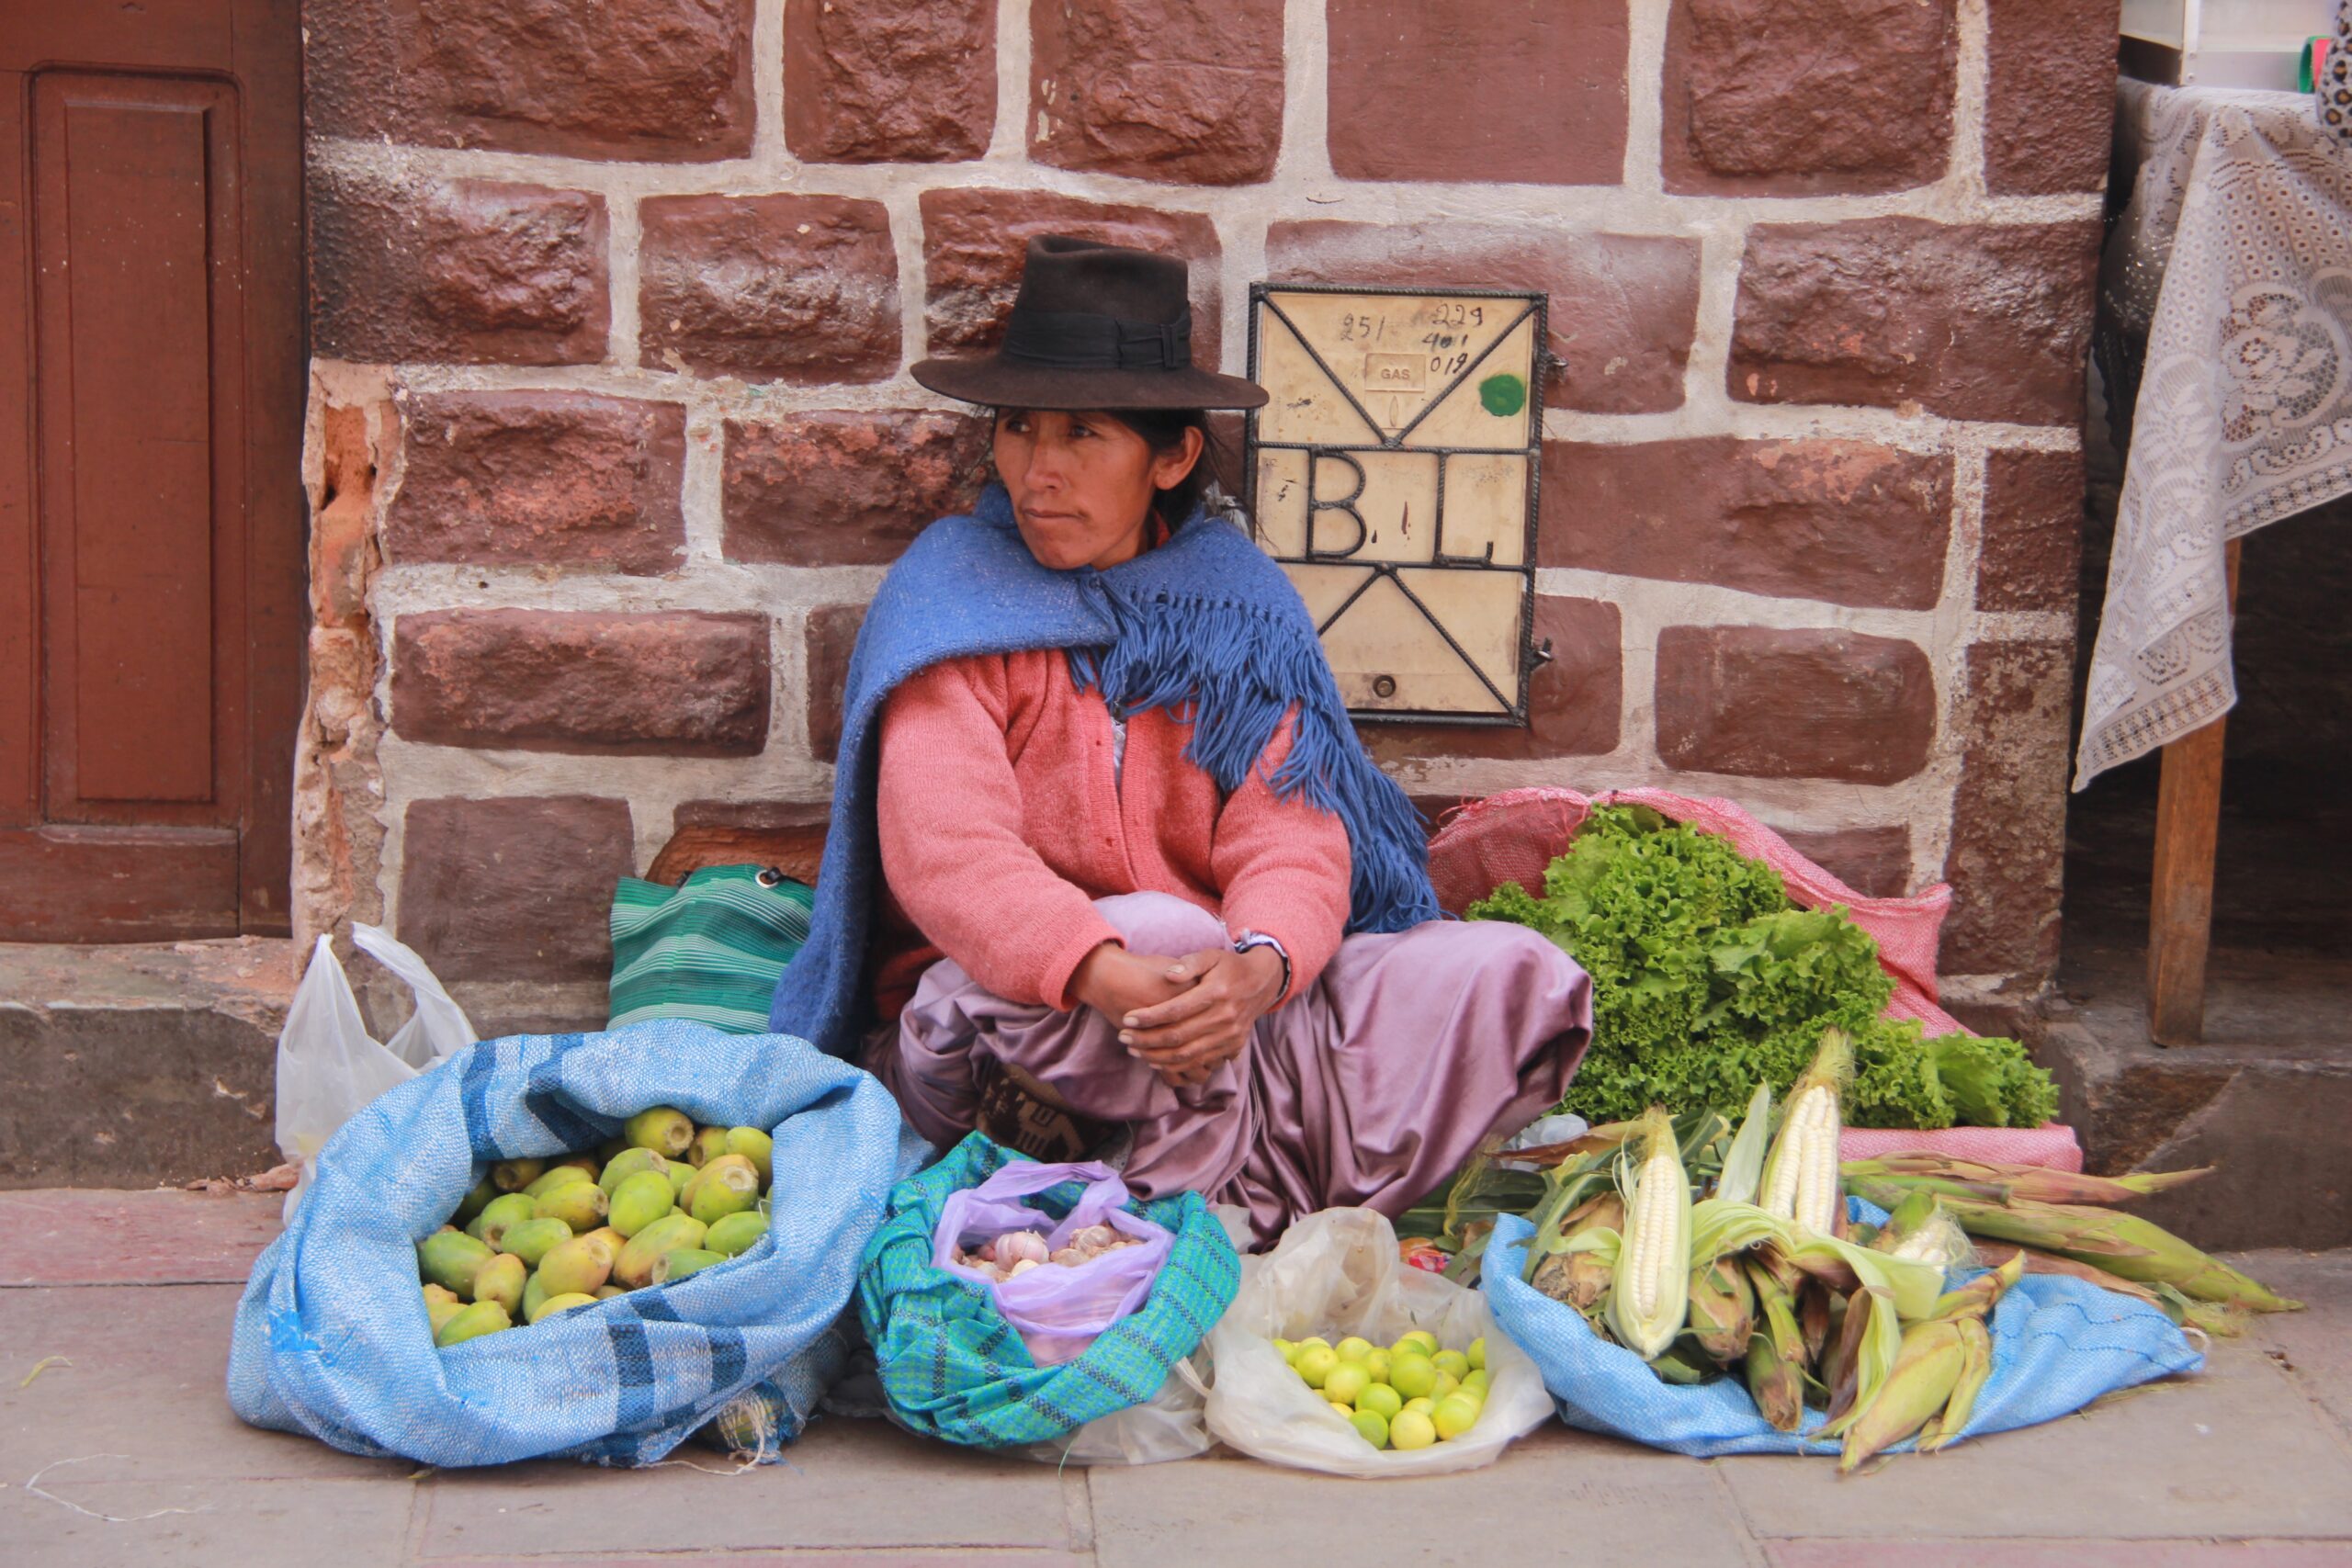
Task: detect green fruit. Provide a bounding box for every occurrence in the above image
[435,1300,512,1347]
[1294,1346,1340,1389]
[536,1235,615,1297]
[471,1252,526,1315]
[723,1126,774,1186]
[624,1106,694,1157]
[652,1247,727,1285]
[427,1298,465,1334]
[1461,1368,1491,1396]
[615,1213,707,1289]
[473,1193,537,1249]
[522,1270,550,1325]
[684,1125,729,1168]
[1334,1336,1374,1362]
[665,1159,697,1199]
[534,1181,609,1232]
[1389,1408,1437,1450]
[578,1225,627,1264]
[422,1281,459,1307]
[598,1146,669,1194]
[1389,1354,1436,1400]
[454,1175,499,1225]
[1467,1336,1487,1371]
[687,1159,760,1226]
[1431,1349,1470,1380]
[609,1171,676,1238]
[529,1292,599,1324]
[491,1157,545,1192]
[1358,1382,1403,1421]
[524,1163,595,1200]
[1350,1410,1391,1449]
[1432,1394,1480,1440]
[497,1217,572,1269]
[1363,1348,1394,1384]
[418,1230,495,1297]
[594,1285,626,1299]
[1323,1363,1371,1407]
[704,1211,767,1258]
[1272,1337,1297,1364]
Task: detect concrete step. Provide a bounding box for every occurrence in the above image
[0,939,296,1188]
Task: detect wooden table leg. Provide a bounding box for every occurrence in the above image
[2146,538,2243,1046]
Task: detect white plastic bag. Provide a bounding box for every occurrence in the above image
[1203,1208,1553,1478]
[1022,1359,1213,1467]
[275,925,474,1217]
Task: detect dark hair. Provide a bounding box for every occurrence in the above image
[982,407,1232,525]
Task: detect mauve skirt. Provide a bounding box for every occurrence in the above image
[865,890,1593,1247]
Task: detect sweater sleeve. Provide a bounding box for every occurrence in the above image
[876,656,1124,1010]
[1211,711,1352,1005]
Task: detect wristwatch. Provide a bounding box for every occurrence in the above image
[1230,930,1292,999]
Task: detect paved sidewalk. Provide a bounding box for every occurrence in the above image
[4,1190,2348,1567]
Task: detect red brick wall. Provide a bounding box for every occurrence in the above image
[297,0,2117,1028]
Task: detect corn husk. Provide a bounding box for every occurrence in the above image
[1847,1181,2301,1313]
[1688,1254,1757,1365]
[1967,1242,2246,1337]
[1917,1315,1994,1454]
[1842,1155,2210,1207]
[1928,1250,2025,1323]
[1838,1317,1970,1472]
[1745,1260,1810,1432]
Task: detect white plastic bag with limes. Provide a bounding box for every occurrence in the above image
[1202,1207,1553,1476]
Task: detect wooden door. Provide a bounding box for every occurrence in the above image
[0,0,304,940]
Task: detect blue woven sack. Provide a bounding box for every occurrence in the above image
[228,1020,928,1467]
[1482,1202,2205,1459]
[857,1133,1239,1450]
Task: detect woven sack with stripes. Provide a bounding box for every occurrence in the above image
[608,865,814,1034]
[857,1132,1238,1449]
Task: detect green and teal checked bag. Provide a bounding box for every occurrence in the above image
[857,1133,1240,1450]
[607,864,814,1034]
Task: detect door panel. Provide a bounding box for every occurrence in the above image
[0,0,303,940]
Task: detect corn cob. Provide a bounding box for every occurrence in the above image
[1530,1190,1623,1309]
[1845,1181,2301,1313]
[1917,1315,1994,1454]
[1820,1286,1876,1427]
[1797,1278,1833,1364]
[1688,1254,1758,1365]
[1744,1261,1810,1432]
[1839,1318,1971,1472]
[1967,1242,2246,1337]
[1928,1250,2024,1322]
[1606,1108,1694,1361]
[1760,1028,1852,1236]
[1842,1155,2210,1207]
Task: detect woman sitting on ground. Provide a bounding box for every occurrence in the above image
[767,236,1592,1246]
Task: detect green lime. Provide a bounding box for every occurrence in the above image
[1431,1349,1470,1380]
[1358,1382,1402,1420]
[1323,1363,1371,1406]
[1467,1335,1487,1371]
[1432,1394,1481,1440]
[1390,1408,1438,1450]
[1294,1345,1340,1388]
[1334,1335,1374,1362]
[1350,1409,1391,1449]
[1389,1353,1436,1400]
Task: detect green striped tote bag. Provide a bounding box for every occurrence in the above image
[607,864,815,1034]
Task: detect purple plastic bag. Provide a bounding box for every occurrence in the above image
[933,1160,1174,1367]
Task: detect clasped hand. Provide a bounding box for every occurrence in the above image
[1069,941,1285,1088]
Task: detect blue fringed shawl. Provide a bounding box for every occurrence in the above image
[767,485,1442,1055]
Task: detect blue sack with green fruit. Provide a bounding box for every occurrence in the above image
[228,1019,928,1467]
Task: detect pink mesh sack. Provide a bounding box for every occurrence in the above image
[1427,786,2080,1170]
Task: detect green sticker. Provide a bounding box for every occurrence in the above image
[1478,372,1527,417]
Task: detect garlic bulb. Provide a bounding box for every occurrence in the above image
[994,1230,1051,1267]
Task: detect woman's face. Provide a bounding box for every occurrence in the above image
[992,409,1203,571]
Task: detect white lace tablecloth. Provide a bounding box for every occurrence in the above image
[2077,79,2352,790]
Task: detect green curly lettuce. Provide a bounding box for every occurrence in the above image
[1468,805,2053,1129]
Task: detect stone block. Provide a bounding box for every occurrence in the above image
[392,610,771,755]
[1542,437,1951,610]
[1326,0,1627,186]
[1266,221,1701,414]
[1781,824,1913,897]
[1940,638,2071,980]
[723,412,988,565]
[1655,625,1936,784]
[639,194,899,382]
[1978,448,2085,613]
[386,392,686,574]
[724,411,988,567]
[1028,0,1284,185]
[306,0,754,161]
[309,171,607,366]
[1362,596,1623,763]
[1664,0,1957,196]
[805,603,868,762]
[397,795,634,983]
[784,0,995,163]
[1730,218,2100,425]
[921,188,1224,368]
[1986,0,2122,195]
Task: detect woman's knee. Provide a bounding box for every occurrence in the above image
[1093,890,1227,956]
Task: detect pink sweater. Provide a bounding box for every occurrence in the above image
[875,649,1353,1013]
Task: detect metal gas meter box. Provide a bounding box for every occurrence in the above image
[1245,284,1547,725]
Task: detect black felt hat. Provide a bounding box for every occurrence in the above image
[911,236,1268,412]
